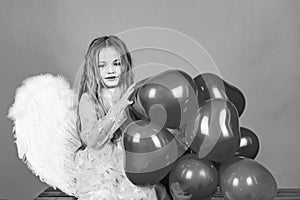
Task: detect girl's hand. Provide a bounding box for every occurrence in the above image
[120,83,136,106]
[110,83,136,116]
[103,84,136,141]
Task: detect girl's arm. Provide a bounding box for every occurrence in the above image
[78,93,117,148]
[79,84,135,148]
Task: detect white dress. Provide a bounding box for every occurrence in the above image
[75,93,157,200]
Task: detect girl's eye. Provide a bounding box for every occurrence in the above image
[98,64,105,68]
[114,62,121,66]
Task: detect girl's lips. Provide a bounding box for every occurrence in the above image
[105,76,116,79]
[105,76,119,80]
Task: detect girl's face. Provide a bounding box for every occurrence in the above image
[98,47,122,88]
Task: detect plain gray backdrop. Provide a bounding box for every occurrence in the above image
[1,1,299,199]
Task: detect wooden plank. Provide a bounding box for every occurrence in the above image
[211,188,300,200]
[36,187,300,200]
[34,187,76,200]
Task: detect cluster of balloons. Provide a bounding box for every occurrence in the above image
[120,69,277,200]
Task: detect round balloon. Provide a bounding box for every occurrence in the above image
[169,154,219,200]
[190,99,241,163]
[193,73,246,117]
[123,120,179,186]
[236,127,260,159]
[219,157,277,200]
[158,150,193,197]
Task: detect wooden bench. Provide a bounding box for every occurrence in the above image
[35,187,300,200]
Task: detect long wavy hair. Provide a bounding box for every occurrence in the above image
[76,35,134,148]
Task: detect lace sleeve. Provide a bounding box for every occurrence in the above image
[78,93,110,148]
[78,93,127,149]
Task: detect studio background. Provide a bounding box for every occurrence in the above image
[0,1,299,199]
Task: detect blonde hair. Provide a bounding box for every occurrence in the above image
[76,35,134,147]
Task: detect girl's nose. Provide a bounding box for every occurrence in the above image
[107,63,115,73]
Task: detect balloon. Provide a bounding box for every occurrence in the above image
[128,71,199,174]
[223,80,246,117]
[132,69,199,129]
[123,120,179,186]
[159,150,194,196]
[236,127,260,159]
[219,157,277,200]
[190,99,241,163]
[169,154,219,200]
[136,82,181,128]
[193,73,246,117]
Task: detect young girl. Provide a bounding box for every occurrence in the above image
[74,35,157,200]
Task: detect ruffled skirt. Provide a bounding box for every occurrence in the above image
[74,142,157,200]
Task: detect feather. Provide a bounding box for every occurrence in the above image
[7,73,81,196]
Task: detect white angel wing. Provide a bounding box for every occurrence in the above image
[7,73,81,196]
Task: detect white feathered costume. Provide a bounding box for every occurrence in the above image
[8,74,81,196]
